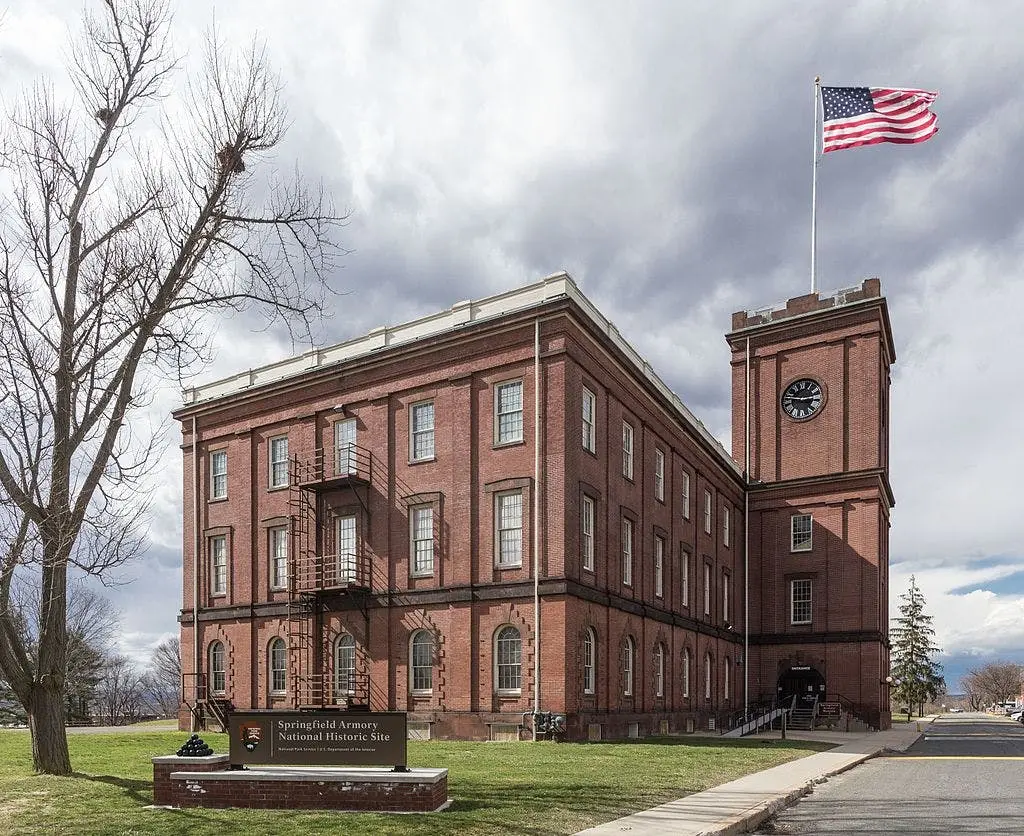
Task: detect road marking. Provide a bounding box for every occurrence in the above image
[888,756,1024,760]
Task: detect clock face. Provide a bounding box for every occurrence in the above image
[781,378,824,420]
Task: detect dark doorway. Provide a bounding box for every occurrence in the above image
[778,665,825,707]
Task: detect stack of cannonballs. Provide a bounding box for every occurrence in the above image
[176,733,214,757]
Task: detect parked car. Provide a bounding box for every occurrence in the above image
[1010,709,1024,722]
[948,707,964,713]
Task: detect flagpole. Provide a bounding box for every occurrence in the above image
[811,76,821,293]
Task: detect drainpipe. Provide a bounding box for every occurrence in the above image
[533,318,542,741]
[743,338,750,716]
[192,415,201,732]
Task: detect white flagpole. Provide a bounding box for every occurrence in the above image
[811,76,821,293]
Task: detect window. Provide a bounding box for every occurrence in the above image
[209,641,226,695]
[703,489,712,534]
[682,472,691,520]
[582,387,596,453]
[410,506,434,576]
[410,631,433,693]
[269,436,289,488]
[334,418,357,475]
[583,628,596,695]
[336,515,357,584]
[495,380,524,444]
[410,402,435,461]
[654,449,665,501]
[791,514,813,552]
[703,562,712,616]
[495,626,522,693]
[723,506,730,547]
[334,634,356,696]
[270,526,288,589]
[723,573,730,623]
[209,535,227,596]
[269,638,287,695]
[210,451,227,499]
[724,657,730,701]
[581,495,595,572]
[621,518,633,586]
[682,647,691,697]
[496,491,523,567]
[654,535,664,598]
[622,422,634,479]
[704,652,712,699]
[791,579,812,624]
[623,636,635,696]
[681,549,690,608]
[654,643,665,698]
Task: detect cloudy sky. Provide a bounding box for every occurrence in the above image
[3,1,1022,692]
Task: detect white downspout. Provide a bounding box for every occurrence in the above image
[743,338,751,715]
[191,415,201,732]
[533,318,542,740]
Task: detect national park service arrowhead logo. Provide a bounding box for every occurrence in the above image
[240,724,263,752]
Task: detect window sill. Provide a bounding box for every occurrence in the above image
[211,593,227,599]
[492,439,525,450]
[495,690,522,698]
[410,690,433,697]
[408,456,436,466]
[582,565,594,574]
[270,585,287,593]
[208,496,228,504]
[791,621,812,627]
[495,563,523,570]
[269,691,286,698]
[790,547,813,554]
[410,572,434,579]
[267,484,289,493]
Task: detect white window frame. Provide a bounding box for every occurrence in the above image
[791,579,812,625]
[209,641,226,695]
[270,526,288,590]
[655,643,665,698]
[334,418,357,475]
[621,518,633,586]
[723,505,730,547]
[723,572,730,623]
[583,628,596,695]
[581,495,595,572]
[703,562,711,617]
[210,535,227,596]
[724,656,730,701]
[269,638,287,695]
[682,472,691,520]
[582,387,596,453]
[704,489,712,534]
[704,652,712,700]
[410,505,434,576]
[682,647,691,697]
[681,549,690,608]
[495,491,523,567]
[622,421,634,479]
[495,380,524,445]
[210,450,227,499]
[495,626,522,695]
[654,449,665,501]
[336,515,357,585]
[791,514,813,552]
[410,401,435,462]
[334,634,356,697]
[654,535,664,598]
[623,636,635,696]
[269,435,289,488]
[410,630,433,694]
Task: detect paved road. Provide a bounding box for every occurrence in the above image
[757,714,1024,834]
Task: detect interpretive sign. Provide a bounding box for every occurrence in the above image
[227,711,407,768]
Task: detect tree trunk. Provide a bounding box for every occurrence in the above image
[27,682,72,775]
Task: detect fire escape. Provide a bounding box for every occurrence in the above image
[287,442,373,710]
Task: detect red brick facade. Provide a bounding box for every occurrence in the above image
[175,274,893,738]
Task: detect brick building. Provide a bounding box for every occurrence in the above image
[174,272,893,739]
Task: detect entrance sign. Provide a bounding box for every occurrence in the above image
[228,711,407,768]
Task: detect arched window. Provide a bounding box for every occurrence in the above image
[269,638,287,695]
[334,634,356,697]
[654,642,665,698]
[704,651,712,700]
[208,641,226,695]
[495,626,522,694]
[583,628,596,695]
[623,636,635,696]
[410,630,433,693]
[682,647,691,698]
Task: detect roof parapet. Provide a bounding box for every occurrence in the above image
[731,278,882,331]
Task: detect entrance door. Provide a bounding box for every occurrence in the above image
[778,666,825,707]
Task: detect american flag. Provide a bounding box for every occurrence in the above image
[821,87,938,153]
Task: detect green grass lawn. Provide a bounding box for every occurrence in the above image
[0,730,832,835]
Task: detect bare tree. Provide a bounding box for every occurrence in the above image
[0,0,343,773]
[140,636,180,717]
[94,654,144,725]
[963,662,1024,708]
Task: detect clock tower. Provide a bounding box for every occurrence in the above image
[727,278,895,729]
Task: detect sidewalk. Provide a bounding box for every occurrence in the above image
[576,720,930,836]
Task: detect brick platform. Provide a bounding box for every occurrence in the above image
[152,756,448,812]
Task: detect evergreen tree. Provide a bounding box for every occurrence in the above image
[890,576,945,720]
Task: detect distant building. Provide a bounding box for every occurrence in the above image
[174,273,894,738]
